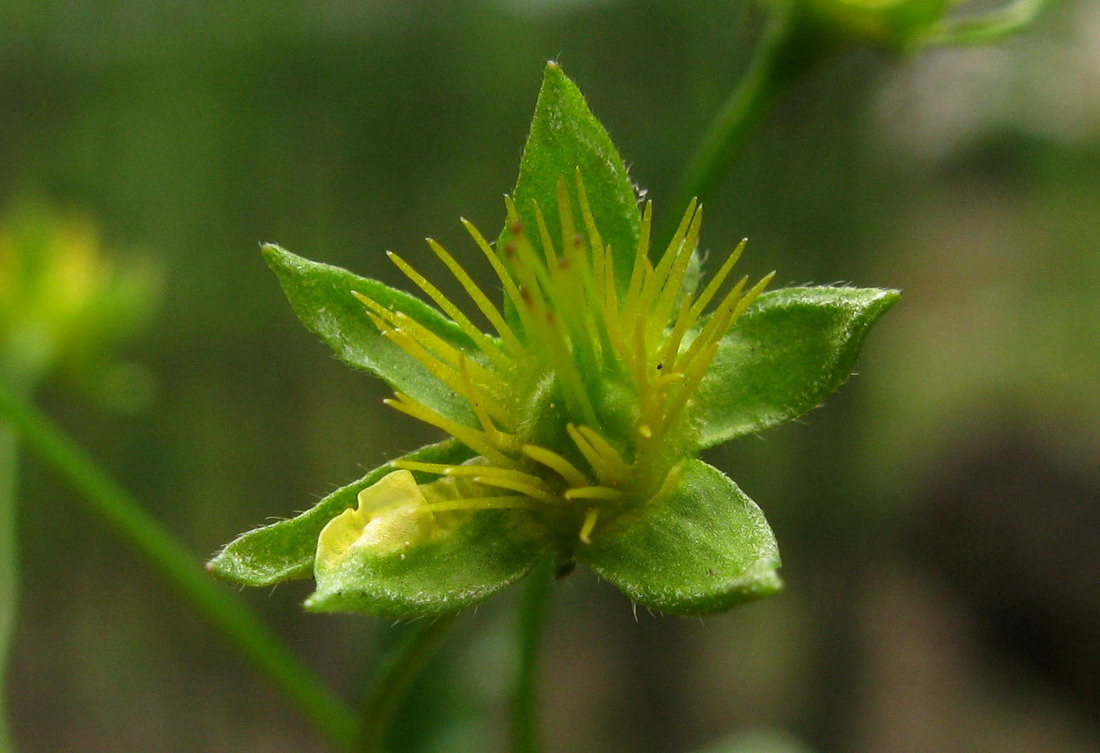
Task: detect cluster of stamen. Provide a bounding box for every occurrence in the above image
[354,173,772,544]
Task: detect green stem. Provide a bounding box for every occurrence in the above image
[0,419,18,753]
[511,558,554,753]
[0,379,356,750]
[669,4,834,238]
[354,613,459,753]
[923,0,1050,47]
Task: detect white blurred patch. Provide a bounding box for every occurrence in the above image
[874,0,1100,160]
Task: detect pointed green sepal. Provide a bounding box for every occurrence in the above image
[502,62,641,291]
[262,243,477,424]
[579,459,781,615]
[693,286,900,448]
[306,473,549,619]
[207,440,473,586]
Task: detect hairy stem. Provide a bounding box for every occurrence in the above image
[0,380,356,750]
[511,558,555,753]
[354,613,459,753]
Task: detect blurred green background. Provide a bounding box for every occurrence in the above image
[3,1,1099,751]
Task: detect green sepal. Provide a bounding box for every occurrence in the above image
[207,440,473,586]
[501,62,641,292]
[306,509,549,620]
[693,286,899,449]
[578,459,782,615]
[262,243,476,424]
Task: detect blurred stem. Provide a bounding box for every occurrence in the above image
[0,380,356,751]
[511,558,554,753]
[354,613,459,753]
[668,2,833,240]
[1,415,18,753]
[924,0,1049,47]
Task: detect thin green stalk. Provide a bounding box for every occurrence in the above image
[354,613,459,753]
[669,4,834,239]
[1,420,18,753]
[0,380,356,750]
[511,558,554,753]
[924,0,1050,47]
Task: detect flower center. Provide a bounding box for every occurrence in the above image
[353,172,771,544]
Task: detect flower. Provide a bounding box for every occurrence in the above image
[0,199,160,393]
[209,63,898,618]
[339,176,770,548]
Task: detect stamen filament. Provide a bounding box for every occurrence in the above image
[567,424,631,484]
[522,444,590,488]
[556,178,577,261]
[579,507,599,544]
[462,217,536,343]
[426,238,524,355]
[563,486,623,501]
[420,496,535,513]
[384,393,513,467]
[387,250,512,371]
[396,460,550,493]
[619,202,653,325]
[688,239,747,321]
[658,291,697,372]
[575,426,632,480]
[651,207,703,332]
[675,275,748,374]
[375,322,511,422]
[574,170,605,295]
[472,476,560,505]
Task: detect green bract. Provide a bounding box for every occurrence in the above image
[804,0,951,50]
[773,0,1049,51]
[209,63,898,618]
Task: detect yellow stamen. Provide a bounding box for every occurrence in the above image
[619,202,653,325]
[387,250,512,371]
[392,460,542,490]
[471,475,560,505]
[574,169,605,296]
[688,239,747,321]
[576,426,632,480]
[462,216,536,344]
[578,507,599,544]
[382,326,510,422]
[563,486,623,501]
[384,393,513,467]
[420,496,535,513]
[522,444,590,488]
[426,238,524,355]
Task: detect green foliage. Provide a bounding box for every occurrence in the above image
[208,440,473,587]
[694,286,900,449]
[262,244,477,424]
[579,459,782,614]
[308,503,548,619]
[212,62,896,618]
[501,61,641,292]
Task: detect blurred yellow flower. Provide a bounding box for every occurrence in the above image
[0,200,161,394]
